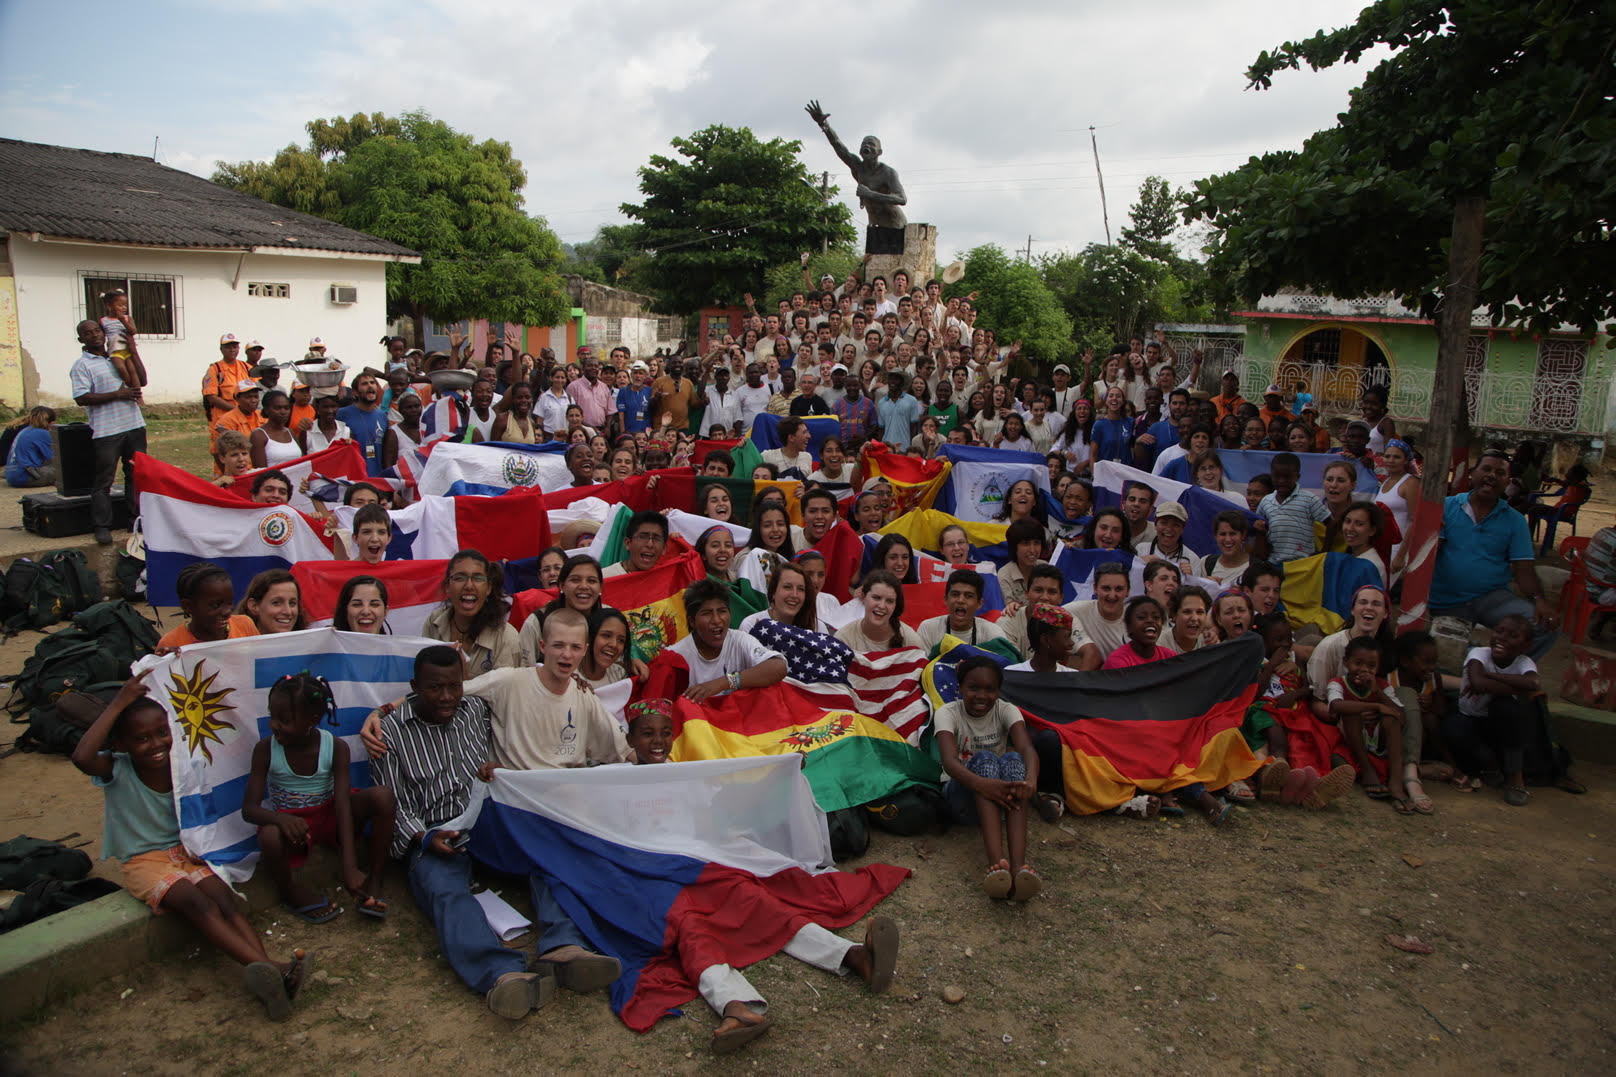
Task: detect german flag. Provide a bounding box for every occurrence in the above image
[668,681,942,812]
[1000,634,1266,814]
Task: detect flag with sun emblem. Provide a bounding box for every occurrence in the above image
[140,627,431,884]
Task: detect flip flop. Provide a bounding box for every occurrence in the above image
[712,1012,773,1056]
[1404,779,1435,815]
[1158,796,1186,818]
[1390,795,1416,815]
[1451,773,1478,793]
[244,961,292,1021]
[1012,865,1042,903]
[1227,779,1257,804]
[1207,799,1234,827]
[284,900,341,924]
[983,861,1013,900]
[1363,783,1392,801]
[864,914,899,993]
[283,948,312,1001]
[357,896,388,920]
[1035,792,1066,822]
[1418,761,1456,782]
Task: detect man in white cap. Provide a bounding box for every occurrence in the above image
[203,332,252,426]
[214,378,264,449]
[616,359,653,437]
[1051,363,1080,416]
[306,336,327,362]
[1259,383,1295,429]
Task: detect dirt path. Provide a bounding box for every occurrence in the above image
[2,735,1612,1075]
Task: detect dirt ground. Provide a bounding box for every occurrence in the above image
[0,446,1612,1074]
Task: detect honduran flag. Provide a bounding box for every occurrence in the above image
[141,628,428,884]
[933,444,1052,523]
[293,559,448,638]
[460,757,909,1031]
[1001,633,1266,815]
[1091,459,1255,560]
[415,440,573,498]
[137,453,337,607]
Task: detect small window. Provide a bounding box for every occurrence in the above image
[81,272,180,337]
[247,282,290,298]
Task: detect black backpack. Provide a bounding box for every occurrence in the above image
[4,601,156,718]
[2,549,102,634]
[825,806,869,862]
[11,683,123,755]
[0,835,91,891]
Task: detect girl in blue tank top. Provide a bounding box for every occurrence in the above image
[242,672,397,922]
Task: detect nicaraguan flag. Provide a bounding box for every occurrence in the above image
[415,440,573,498]
[136,453,336,607]
[933,444,1052,523]
[142,628,429,884]
[458,757,909,1031]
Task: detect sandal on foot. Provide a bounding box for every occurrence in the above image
[1259,758,1292,801]
[1158,795,1186,818]
[1504,785,1531,807]
[1418,761,1456,782]
[244,962,292,1021]
[712,1012,773,1055]
[1304,765,1357,810]
[284,900,341,924]
[1363,783,1391,801]
[1035,792,1065,823]
[1404,779,1435,815]
[1451,773,1478,793]
[1113,794,1160,820]
[283,949,312,1002]
[357,896,388,920]
[863,915,899,994]
[1012,865,1042,903]
[1390,795,1416,815]
[1227,779,1257,804]
[1207,799,1234,827]
[983,860,1013,900]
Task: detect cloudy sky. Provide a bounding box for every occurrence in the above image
[1,0,1378,261]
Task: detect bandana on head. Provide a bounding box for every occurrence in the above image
[1352,583,1389,606]
[1028,603,1073,631]
[1385,437,1413,456]
[626,698,673,727]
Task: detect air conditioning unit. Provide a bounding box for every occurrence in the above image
[329,284,358,305]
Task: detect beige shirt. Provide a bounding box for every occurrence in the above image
[463,667,627,771]
[835,619,923,654]
[423,606,524,676]
[917,615,1005,655]
[1063,599,1128,655]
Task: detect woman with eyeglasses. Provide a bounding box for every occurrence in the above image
[423,549,522,673]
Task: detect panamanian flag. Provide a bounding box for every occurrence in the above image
[456,756,909,1031]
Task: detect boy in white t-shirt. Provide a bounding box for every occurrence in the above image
[1457,615,1540,807]
[669,578,788,701]
[917,569,1006,654]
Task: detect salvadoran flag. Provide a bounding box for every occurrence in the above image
[293,559,448,638]
[456,757,908,1031]
[416,440,573,498]
[227,441,370,514]
[1092,459,1255,560]
[137,453,336,607]
[933,444,1052,523]
[143,628,429,884]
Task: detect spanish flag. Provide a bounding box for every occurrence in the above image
[667,681,942,812]
[860,443,950,517]
[999,634,1265,814]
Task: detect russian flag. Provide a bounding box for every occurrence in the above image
[460,757,909,1031]
[416,440,573,498]
[139,628,430,883]
[137,453,337,607]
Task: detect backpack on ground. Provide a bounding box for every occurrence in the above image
[4,599,157,720]
[863,786,948,836]
[0,835,91,891]
[71,600,159,668]
[11,684,123,755]
[1,549,102,634]
[1,876,122,933]
[825,806,869,862]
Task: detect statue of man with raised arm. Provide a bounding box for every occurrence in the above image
[805,100,907,231]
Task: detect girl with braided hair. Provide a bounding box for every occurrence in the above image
[242,671,397,923]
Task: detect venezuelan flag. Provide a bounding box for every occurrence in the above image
[465,758,908,1032]
[1279,552,1386,634]
[999,634,1265,814]
[669,682,941,812]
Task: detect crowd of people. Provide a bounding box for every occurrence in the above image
[55,257,1586,1051]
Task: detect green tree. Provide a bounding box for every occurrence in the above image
[762,248,861,310]
[947,245,1074,371]
[621,125,856,314]
[566,224,654,292]
[214,110,570,342]
[1184,0,1616,501]
[1120,176,1181,261]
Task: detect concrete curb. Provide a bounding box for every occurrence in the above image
[0,847,346,1025]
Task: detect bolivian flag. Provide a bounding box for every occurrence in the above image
[669,682,941,812]
[999,633,1265,815]
[508,550,700,663]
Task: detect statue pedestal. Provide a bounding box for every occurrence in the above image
[865,223,937,290]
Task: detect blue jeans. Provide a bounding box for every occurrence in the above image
[407,845,591,995]
[1432,588,1557,660]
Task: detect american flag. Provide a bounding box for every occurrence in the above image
[750,620,932,745]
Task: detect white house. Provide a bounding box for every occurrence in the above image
[0,138,419,408]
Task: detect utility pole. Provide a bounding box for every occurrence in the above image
[152,135,159,161]
[1089,126,1112,246]
[1016,235,1035,263]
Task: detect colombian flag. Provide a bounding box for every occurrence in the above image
[1000,634,1266,814]
[465,758,909,1032]
[1279,552,1386,634]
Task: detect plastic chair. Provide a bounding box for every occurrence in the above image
[1560,540,1616,645]
[1531,488,1590,556]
